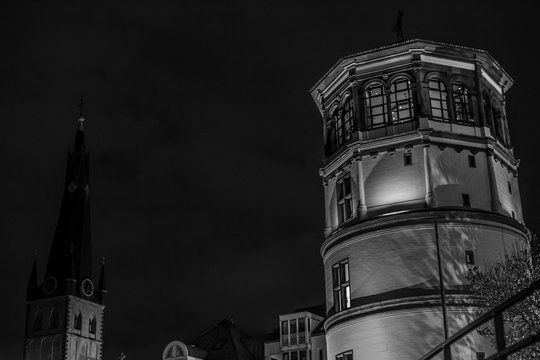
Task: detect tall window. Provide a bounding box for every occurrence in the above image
[337,176,352,224]
[74,311,82,330]
[452,82,473,122]
[290,319,297,345]
[336,350,353,360]
[89,316,97,335]
[33,312,42,332]
[298,318,306,344]
[332,259,351,312]
[389,79,414,123]
[281,320,289,346]
[429,78,449,121]
[364,83,387,128]
[50,309,59,329]
[342,96,354,141]
[326,96,356,154]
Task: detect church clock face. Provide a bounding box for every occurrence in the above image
[81,278,94,297]
[43,276,57,294]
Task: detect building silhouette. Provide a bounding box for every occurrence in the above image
[24,117,107,360]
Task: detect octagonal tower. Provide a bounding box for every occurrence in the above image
[310,40,529,359]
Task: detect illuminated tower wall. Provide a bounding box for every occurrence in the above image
[310,40,528,359]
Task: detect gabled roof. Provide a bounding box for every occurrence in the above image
[189,319,264,360]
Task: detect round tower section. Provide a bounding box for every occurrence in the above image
[310,40,529,359]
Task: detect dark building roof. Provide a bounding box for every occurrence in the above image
[189,319,264,360]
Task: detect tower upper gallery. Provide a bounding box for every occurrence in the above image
[311,39,522,235]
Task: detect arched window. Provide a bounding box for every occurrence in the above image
[327,107,342,152]
[50,309,59,329]
[33,312,42,332]
[428,78,449,121]
[89,316,97,335]
[452,82,473,122]
[364,83,387,128]
[342,96,354,141]
[389,78,414,123]
[74,311,82,330]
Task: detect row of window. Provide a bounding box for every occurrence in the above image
[283,350,308,360]
[33,309,97,334]
[281,318,311,346]
[326,76,490,154]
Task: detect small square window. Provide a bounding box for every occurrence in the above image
[468,155,476,168]
[462,193,471,208]
[465,250,475,265]
[404,153,412,166]
[477,352,486,360]
[508,181,512,194]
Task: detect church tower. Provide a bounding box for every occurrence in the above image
[24,115,107,360]
[310,40,529,359]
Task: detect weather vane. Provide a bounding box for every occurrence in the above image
[392,10,404,42]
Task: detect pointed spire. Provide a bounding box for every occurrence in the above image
[44,112,93,293]
[98,257,107,292]
[27,255,38,288]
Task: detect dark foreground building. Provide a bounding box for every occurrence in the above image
[24,117,107,360]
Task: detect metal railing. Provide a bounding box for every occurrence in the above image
[419,278,540,360]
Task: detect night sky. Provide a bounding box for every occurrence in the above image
[1,1,540,360]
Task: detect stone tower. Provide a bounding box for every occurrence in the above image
[310,40,529,359]
[24,116,107,360]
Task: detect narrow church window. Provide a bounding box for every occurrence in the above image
[337,176,352,224]
[468,155,476,168]
[428,78,449,121]
[465,251,475,265]
[462,193,471,208]
[452,82,473,122]
[89,316,97,335]
[319,349,323,360]
[404,153,412,166]
[332,259,351,312]
[508,181,512,194]
[74,311,82,330]
[364,83,387,128]
[33,312,42,332]
[50,309,59,329]
[389,78,414,123]
[291,351,298,360]
[290,319,297,345]
[283,353,290,360]
[299,350,307,360]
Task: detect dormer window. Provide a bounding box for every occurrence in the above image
[452,82,473,122]
[429,78,449,121]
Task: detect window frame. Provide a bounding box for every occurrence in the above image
[428,78,450,121]
[364,83,388,128]
[389,78,415,124]
[332,259,351,313]
[452,81,473,123]
[335,350,353,360]
[336,176,353,225]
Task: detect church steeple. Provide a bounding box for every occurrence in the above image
[24,111,107,360]
[42,115,94,298]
